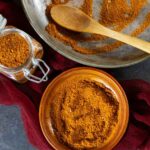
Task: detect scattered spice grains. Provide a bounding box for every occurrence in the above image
[0,33,30,68]
[51,77,119,149]
[46,0,149,54]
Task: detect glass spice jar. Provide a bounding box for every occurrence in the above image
[0,15,50,83]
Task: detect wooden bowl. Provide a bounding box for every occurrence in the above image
[39,67,129,150]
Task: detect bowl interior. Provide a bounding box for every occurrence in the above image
[22,0,150,68]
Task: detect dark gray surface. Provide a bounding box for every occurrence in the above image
[0,106,36,150]
[112,58,150,82]
[0,58,149,150]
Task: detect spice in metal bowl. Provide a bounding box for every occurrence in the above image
[46,0,149,54]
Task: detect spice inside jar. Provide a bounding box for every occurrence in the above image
[0,33,30,68]
[0,27,50,83]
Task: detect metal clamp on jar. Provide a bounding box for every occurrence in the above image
[0,15,50,83]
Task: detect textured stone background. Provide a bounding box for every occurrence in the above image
[0,106,35,150]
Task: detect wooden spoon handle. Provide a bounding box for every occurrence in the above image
[96,26,150,54]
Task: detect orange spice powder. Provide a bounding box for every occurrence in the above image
[46,0,149,54]
[51,77,119,149]
[0,33,30,68]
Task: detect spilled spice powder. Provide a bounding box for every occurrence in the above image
[0,33,30,68]
[51,77,119,149]
[46,0,150,54]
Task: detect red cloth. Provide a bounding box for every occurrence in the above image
[0,1,150,150]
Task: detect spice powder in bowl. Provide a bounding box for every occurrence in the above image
[0,33,30,68]
[40,68,129,150]
[46,0,149,54]
[51,78,119,149]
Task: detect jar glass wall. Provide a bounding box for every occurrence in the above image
[0,27,50,83]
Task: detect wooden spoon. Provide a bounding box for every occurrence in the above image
[51,5,150,54]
